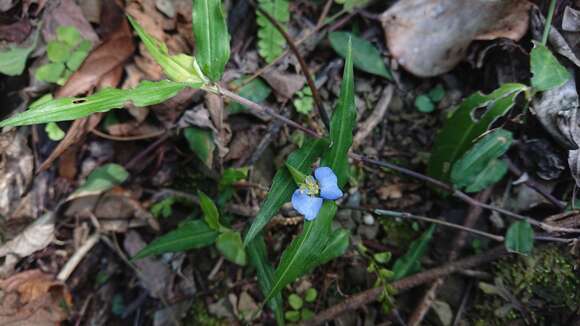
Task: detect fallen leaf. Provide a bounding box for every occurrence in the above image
[0,213,54,276]
[381,0,531,77]
[123,231,172,299]
[0,130,33,218]
[0,269,72,326]
[262,70,306,100]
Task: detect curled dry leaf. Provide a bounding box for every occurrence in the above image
[0,269,72,325]
[381,0,531,77]
[0,130,33,218]
[0,213,55,276]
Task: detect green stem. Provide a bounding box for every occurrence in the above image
[542,0,557,45]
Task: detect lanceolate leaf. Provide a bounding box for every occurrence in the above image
[0,80,189,127]
[128,15,206,83]
[256,0,289,63]
[132,219,218,260]
[451,129,513,193]
[247,235,285,326]
[193,0,230,81]
[318,228,350,264]
[266,201,337,301]
[244,138,329,245]
[392,225,436,280]
[427,83,527,183]
[329,31,392,80]
[68,163,128,200]
[321,38,355,187]
[198,191,221,231]
[505,220,534,255]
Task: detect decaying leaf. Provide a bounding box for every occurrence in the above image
[0,130,33,218]
[0,269,72,325]
[381,0,531,77]
[0,213,55,276]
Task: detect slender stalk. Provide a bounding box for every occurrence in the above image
[542,0,557,45]
[374,209,505,242]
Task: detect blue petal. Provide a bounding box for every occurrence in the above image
[315,166,343,200]
[291,189,323,221]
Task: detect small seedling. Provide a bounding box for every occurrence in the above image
[36,26,91,85]
[293,87,314,115]
[415,84,445,113]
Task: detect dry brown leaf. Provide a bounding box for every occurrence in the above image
[381,0,531,77]
[262,70,306,99]
[0,130,33,218]
[123,231,172,299]
[0,269,72,326]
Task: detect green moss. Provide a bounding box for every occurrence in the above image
[471,245,580,324]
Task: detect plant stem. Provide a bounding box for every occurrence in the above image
[542,0,557,45]
[374,209,505,242]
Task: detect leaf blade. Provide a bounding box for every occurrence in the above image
[193,0,230,81]
[0,80,189,127]
[531,42,571,92]
[505,221,534,255]
[321,37,355,187]
[132,219,218,260]
[329,31,392,80]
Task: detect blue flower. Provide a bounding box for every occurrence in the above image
[291,166,343,221]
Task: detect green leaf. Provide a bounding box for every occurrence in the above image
[321,38,355,187]
[318,228,350,264]
[256,0,289,63]
[35,62,66,83]
[244,138,329,245]
[301,308,314,321]
[304,288,317,303]
[219,167,248,189]
[57,26,82,47]
[451,129,512,193]
[392,225,436,280]
[216,231,247,265]
[334,0,370,11]
[428,84,445,102]
[288,294,303,310]
[247,235,285,326]
[68,163,129,200]
[127,15,207,83]
[293,95,314,115]
[150,197,176,218]
[415,95,434,113]
[192,0,230,81]
[285,311,300,322]
[227,78,271,114]
[0,28,39,76]
[427,83,527,183]
[505,221,534,255]
[373,252,391,264]
[198,190,221,231]
[66,49,89,71]
[530,42,571,92]
[0,80,189,127]
[45,122,65,141]
[47,41,72,63]
[132,219,218,259]
[329,31,392,80]
[184,127,214,167]
[266,201,337,302]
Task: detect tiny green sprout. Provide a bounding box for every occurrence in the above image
[288,293,303,310]
[285,310,300,322]
[293,86,314,115]
[45,122,65,141]
[304,288,317,303]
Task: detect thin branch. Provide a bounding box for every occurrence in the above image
[374,209,505,242]
[251,0,330,130]
[301,246,509,325]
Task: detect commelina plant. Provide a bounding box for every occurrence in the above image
[0,0,356,323]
